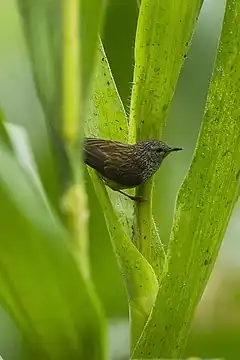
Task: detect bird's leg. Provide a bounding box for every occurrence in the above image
[117,190,146,203]
[101,176,146,202]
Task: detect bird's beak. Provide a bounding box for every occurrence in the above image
[168,146,183,153]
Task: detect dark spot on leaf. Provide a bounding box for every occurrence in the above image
[236,170,240,180]
[107,81,110,85]
[204,259,208,265]
[101,57,104,62]
[144,235,146,240]
[162,104,168,112]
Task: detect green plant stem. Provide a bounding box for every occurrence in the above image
[62,0,89,279]
[88,170,158,351]
[62,0,81,147]
[134,179,153,263]
[129,0,202,266]
[133,0,240,357]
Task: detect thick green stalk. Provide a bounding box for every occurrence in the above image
[62,0,90,279]
[133,0,240,357]
[62,0,81,147]
[129,0,203,265]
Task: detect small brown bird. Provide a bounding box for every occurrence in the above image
[84,138,182,201]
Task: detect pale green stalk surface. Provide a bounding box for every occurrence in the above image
[130,0,203,141]
[129,0,203,270]
[133,0,240,357]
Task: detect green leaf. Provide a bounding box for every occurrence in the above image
[17,0,62,131]
[86,39,160,347]
[86,40,165,274]
[132,0,240,357]
[17,0,105,130]
[0,109,13,151]
[0,135,107,360]
[16,0,106,209]
[14,0,68,214]
[128,0,203,283]
[86,39,132,234]
[129,0,203,140]
[5,122,56,213]
[88,169,158,349]
[2,1,108,359]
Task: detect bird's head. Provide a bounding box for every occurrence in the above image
[147,139,182,159]
[135,139,182,177]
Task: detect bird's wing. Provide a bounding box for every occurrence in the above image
[104,164,142,188]
[84,138,127,175]
[104,155,143,187]
[84,138,142,187]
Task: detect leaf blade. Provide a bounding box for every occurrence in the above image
[129,0,203,267]
[133,0,240,357]
[0,139,107,360]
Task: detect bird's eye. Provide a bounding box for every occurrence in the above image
[153,146,162,153]
[151,145,161,152]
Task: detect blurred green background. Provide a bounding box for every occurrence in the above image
[0,0,239,359]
